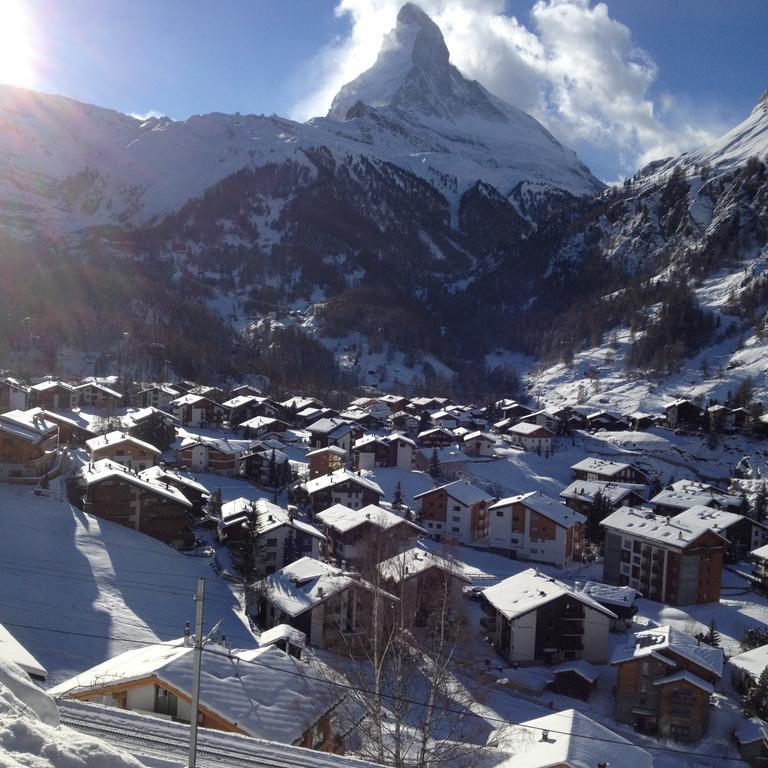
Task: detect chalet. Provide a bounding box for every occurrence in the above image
[498,401,532,423]
[75,381,123,410]
[389,410,419,434]
[123,406,179,447]
[229,384,262,398]
[488,492,585,568]
[49,640,346,752]
[672,505,768,562]
[377,394,410,412]
[307,418,362,456]
[650,480,745,516]
[306,445,347,480]
[241,447,292,486]
[409,396,452,413]
[170,379,196,394]
[665,398,705,430]
[414,446,468,480]
[578,581,640,632]
[518,409,561,433]
[751,542,768,592]
[79,459,193,545]
[86,430,161,471]
[29,380,77,410]
[732,406,753,431]
[735,717,768,767]
[707,404,736,432]
[223,395,281,425]
[600,507,728,604]
[176,435,253,475]
[170,394,224,428]
[506,710,652,768]
[38,409,95,444]
[316,503,425,566]
[413,480,492,546]
[429,409,462,430]
[354,433,415,471]
[416,426,454,448]
[217,498,324,575]
[585,410,629,431]
[462,431,495,457]
[339,408,383,430]
[377,547,470,624]
[482,568,616,665]
[629,411,656,431]
[303,469,384,515]
[0,408,59,480]
[281,396,324,421]
[251,556,395,651]
[507,422,555,453]
[0,377,29,411]
[492,417,514,434]
[137,384,181,411]
[139,465,209,513]
[239,415,290,438]
[611,624,724,742]
[571,457,648,485]
[729,644,768,692]
[548,661,600,700]
[560,480,647,515]
[295,406,339,428]
[258,624,306,658]
[189,384,225,402]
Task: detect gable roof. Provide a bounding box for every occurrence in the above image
[578,581,639,608]
[317,504,424,535]
[570,457,642,477]
[80,459,192,507]
[489,492,585,529]
[611,625,724,678]
[219,498,324,540]
[377,546,470,584]
[729,643,768,680]
[138,466,209,496]
[86,430,161,455]
[560,480,647,506]
[49,639,342,744]
[304,469,384,497]
[0,408,58,442]
[414,480,492,506]
[482,568,616,622]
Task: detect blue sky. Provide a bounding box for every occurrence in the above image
[4,0,767,180]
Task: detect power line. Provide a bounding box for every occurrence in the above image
[3,617,747,764]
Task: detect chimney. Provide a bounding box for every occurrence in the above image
[539,730,550,742]
[317,586,324,598]
[574,581,582,593]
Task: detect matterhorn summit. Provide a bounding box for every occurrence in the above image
[325,3,603,198]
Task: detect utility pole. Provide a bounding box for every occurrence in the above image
[188,577,205,768]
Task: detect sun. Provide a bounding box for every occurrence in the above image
[0,0,37,88]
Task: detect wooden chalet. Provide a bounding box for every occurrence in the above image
[29,380,77,410]
[75,381,123,410]
[86,430,161,471]
[306,445,347,480]
[0,408,59,481]
[303,469,384,516]
[413,480,492,546]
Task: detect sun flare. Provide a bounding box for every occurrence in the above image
[0,0,37,88]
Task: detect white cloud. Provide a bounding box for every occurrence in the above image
[289,0,724,176]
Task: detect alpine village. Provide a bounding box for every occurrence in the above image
[1,3,768,768]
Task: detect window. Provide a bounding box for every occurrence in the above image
[453,505,461,512]
[452,516,461,522]
[266,552,275,562]
[154,686,178,717]
[451,527,460,533]
[265,538,277,547]
[427,521,433,528]
[496,510,504,517]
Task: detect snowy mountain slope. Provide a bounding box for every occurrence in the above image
[0,5,599,236]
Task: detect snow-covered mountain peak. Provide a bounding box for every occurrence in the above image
[328,2,505,123]
[753,86,768,114]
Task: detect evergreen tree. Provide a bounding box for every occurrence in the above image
[585,490,611,545]
[696,619,721,648]
[742,627,768,652]
[282,525,301,567]
[391,482,404,512]
[753,482,768,524]
[267,448,277,488]
[232,506,265,585]
[418,410,431,435]
[207,487,223,518]
[428,448,442,483]
[743,666,768,720]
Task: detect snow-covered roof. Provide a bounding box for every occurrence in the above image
[653,670,714,693]
[482,568,616,622]
[50,639,342,743]
[178,434,253,455]
[222,394,259,409]
[503,709,652,768]
[80,459,192,507]
[219,498,324,540]
[170,393,210,406]
[508,421,555,436]
[354,434,387,450]
[612,625,724,678]
[551,660,599,683]
[317,503,423,534]
[416,447,468,463]
[306,444,348,458]
[384,432,415,446]
[0,622,47,680]
[579,581,639,607]
[462,430,494,443]
[239,415,285,430]
[304,469,384,497]
[281,396,322,411]
[729,644,768,680]
[560,480,646,505]
[489,492,585,529]
[307,417,350,435]
[0,408,58,442]
[139,383,180,396]
[414,480,492,506]
[86,430,161,455]
[258,624,306,648]
[601,506,729,549]
[260,557,390,617]
[651,487,744,512]
[30,380,74,392]
[138,466,209,496]
[377,546,469,584]
[752,542,768,559]
[75,381,122,398]
[570,457,638,476]
[672,504,753,534]
[123,406,179,425]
